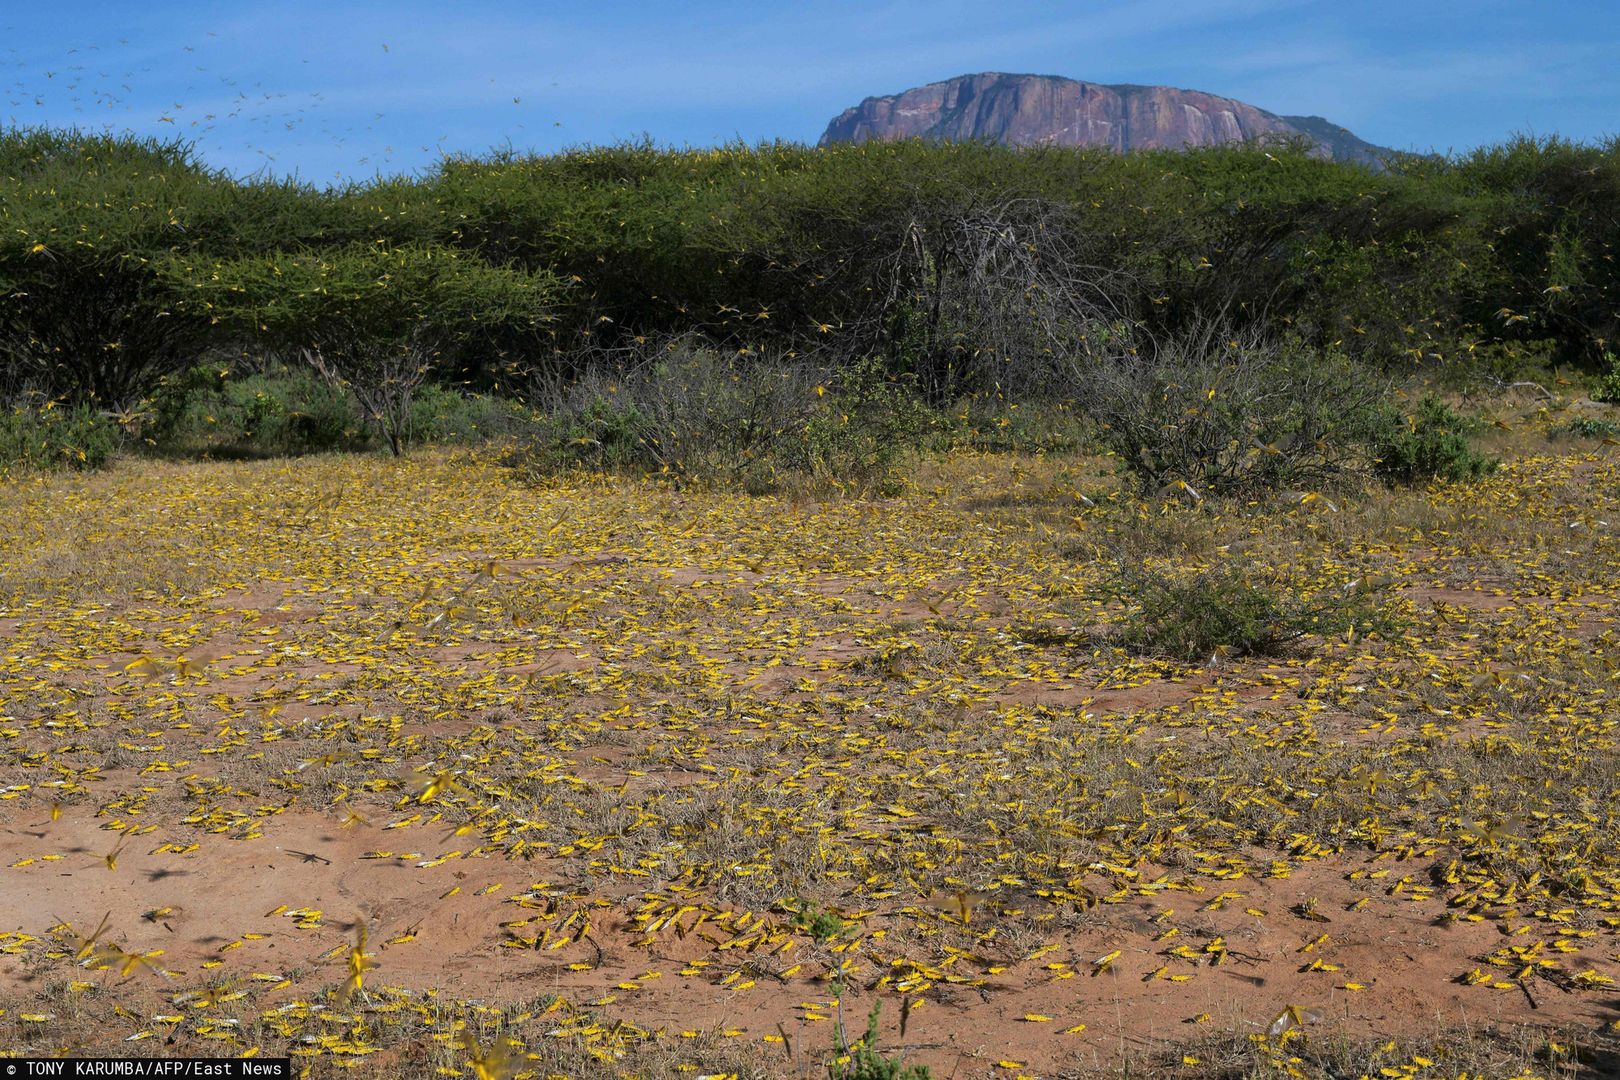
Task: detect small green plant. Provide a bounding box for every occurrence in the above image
[1592,352,1620,404]
[1370,396,1497,485]
[1098,559,1395,662]
[1550,416,1620,439]
[0,399,121,471]
[798,356,934,495]
[785,900,850,944]
[829,1000,929,1080]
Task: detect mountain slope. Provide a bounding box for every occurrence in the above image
[819,73,1390,165]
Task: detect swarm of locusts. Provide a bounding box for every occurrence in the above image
[1,408,1618,1079]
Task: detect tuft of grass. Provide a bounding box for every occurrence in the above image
[1120,1021,1618,1080]
[1095,558,1397,662]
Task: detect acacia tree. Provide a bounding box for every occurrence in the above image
[173,242,563,454]
[0,129,224,408]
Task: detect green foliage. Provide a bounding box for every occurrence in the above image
[1100,559,1396,662]
[942,398,1092,454]
[1370,396,1497,485]
[797,356,934,494]
[8,126,1620,453]
[175,242,558,355]
[526,394,653,473]
[784,900,850,944]
[515,347,811,486]
[142,364,369,456]
[1431,339,1561,392]
[1448,135,1620,366]
[408,384,536,445]
[0,398,121,471]
[0,128,222,407]
[423,137,1533,385]
[1551,415,1620,440]
[136,365,527,457]
[1592,352,1620,403]
[830,1002,929,1080]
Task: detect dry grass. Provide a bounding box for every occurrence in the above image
[1100,1021,1620,1080]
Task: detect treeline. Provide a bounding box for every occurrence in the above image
[0,126,1616,478]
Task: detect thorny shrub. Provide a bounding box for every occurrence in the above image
[513,344,931,494]
[1072,321,1391,497]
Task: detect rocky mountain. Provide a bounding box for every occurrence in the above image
[819,72,1390,165]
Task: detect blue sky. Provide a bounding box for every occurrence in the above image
[4,0,1615,184]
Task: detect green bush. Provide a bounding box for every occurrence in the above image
[0,128,308,408]
[532,394,654,472]
[141,364,369,456]
[257,377,369,454]
[0,399,121,471]
[516,347,809,485]
[1450,135,1620,367]
[140,367,532,456]
[1370,395,1497,484]
[942,397,1092,454]
[1592,352,1620,403]
[1550,416,1620,440]
[1099,560,1395,662]
[797,356,934,494]
[408,384,536,445]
